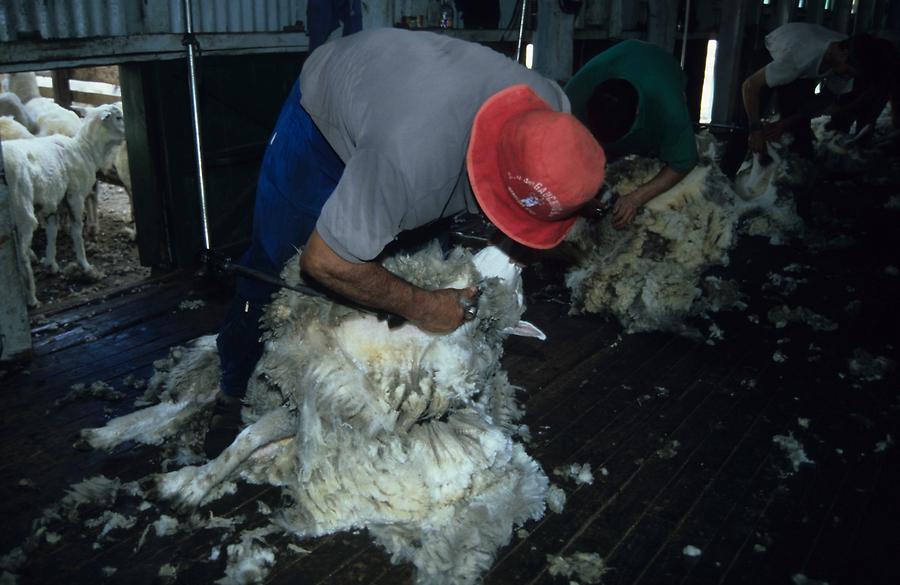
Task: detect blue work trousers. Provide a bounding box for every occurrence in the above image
[217,79,345,398]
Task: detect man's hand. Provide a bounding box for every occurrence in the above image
[612,193,641,230]
[414,287,478,333]
[608,165,690,230]
[301,230,478,335]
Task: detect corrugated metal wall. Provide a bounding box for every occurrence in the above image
[0,0,307,43]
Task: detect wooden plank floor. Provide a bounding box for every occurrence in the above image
[2,158,899,585]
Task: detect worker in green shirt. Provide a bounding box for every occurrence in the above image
[566,40,699,229]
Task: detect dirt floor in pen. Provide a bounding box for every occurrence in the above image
[28,181,151,312]
[1,145,899,585]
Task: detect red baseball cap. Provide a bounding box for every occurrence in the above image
[467,84,606,249]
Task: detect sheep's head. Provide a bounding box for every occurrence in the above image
[80,103,125,147]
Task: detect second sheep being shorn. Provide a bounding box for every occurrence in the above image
[566,145,739,334]
[81,243,554,585]
[565,137,807,335]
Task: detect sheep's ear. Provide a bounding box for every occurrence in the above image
[502,320,547,341]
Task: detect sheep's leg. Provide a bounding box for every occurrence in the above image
[84,183,99,239]
[41,212,60,274]
[64,193,94,274]
[16,219,39,307]
[79,393,217,451]
[154,408,295,508]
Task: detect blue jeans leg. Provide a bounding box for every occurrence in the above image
[217,79,344,399]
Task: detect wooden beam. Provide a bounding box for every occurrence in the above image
[0,32,309,74]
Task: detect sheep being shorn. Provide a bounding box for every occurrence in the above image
[81,243,553,584]
[733,142,807,245]
[566,146,740,334]
[4,103,125,306]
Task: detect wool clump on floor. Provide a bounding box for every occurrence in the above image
[77,243,553,585]
[546,552,610,584]
[772,433,814,473]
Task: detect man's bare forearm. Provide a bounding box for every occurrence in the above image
[632,165,688,206]
[742,68,767,126]
[300,230,466,331]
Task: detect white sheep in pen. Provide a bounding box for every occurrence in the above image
[81,243,555,584]
[4,103,125,306]
[25,97,82,137]
[0,115,35,141]
[8,72,41,103]
[0,92,38,135]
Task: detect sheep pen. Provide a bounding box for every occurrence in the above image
[3,103,147,307]
[56,243,557,584]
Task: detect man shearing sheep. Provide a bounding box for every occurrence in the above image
[205,28,607,456]
[564,39,699,230]
[741,23,879,156]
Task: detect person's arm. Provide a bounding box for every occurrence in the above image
[300,229,475,333]
[742,67,769,153]
[612,165,688,229]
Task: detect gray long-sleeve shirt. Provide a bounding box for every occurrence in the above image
[299,28,569,262]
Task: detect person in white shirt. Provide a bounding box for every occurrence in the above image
[742,23,855,155]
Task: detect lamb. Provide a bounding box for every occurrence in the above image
[25,97,82,137]
[4,103,125,306]
[0,115,35,140]
[0,92,38,134]
[81,243,554,584]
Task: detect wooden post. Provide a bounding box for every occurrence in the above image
[711,0,749,124]
[647,0,679,53]
[772,0,794,30]
[888,0,900,29]
[609,0,623,38]
[51,68,74,108]
[832,0,853,32]
[807,0,825,24]
[871,0,888,30]
[0,139,33,363]
[533,0,575,82]
[855,0,876,32]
